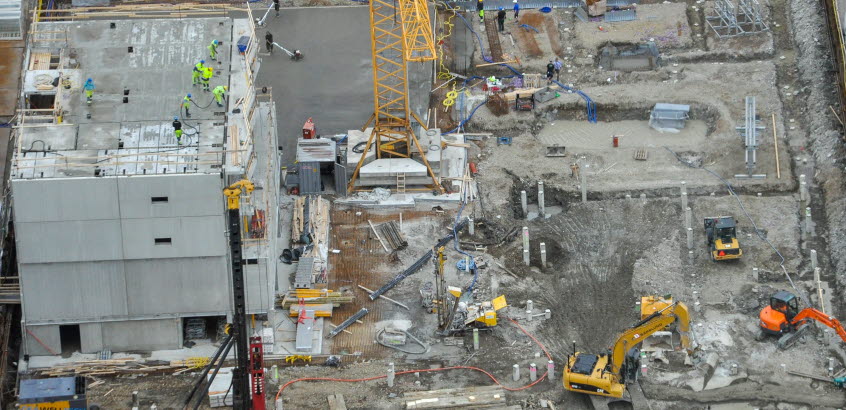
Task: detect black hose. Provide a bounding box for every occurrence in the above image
[352,141,368,153]
[192,337,235,410]
[183,333,233,406]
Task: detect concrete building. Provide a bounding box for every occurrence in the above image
[13,15,279,355]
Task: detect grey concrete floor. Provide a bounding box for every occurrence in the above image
[256,6,374,166]
[255,6,433,167]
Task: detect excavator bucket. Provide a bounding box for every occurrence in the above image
[492,295,507,311]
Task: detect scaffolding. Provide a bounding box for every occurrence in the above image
[735,96,767,178]
[706,0,769,38]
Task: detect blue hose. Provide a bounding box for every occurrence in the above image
[552,80,597,123]
[519,24,539,33]
[455,12,521,76]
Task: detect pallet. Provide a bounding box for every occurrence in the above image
[634,148,648,161]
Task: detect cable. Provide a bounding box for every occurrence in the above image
[663,146,808,305]
[274,318,550,401]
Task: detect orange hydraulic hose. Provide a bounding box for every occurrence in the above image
[274,318,553,401]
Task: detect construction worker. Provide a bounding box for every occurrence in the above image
[513,0,520,19]
[546,60,555,82]
[192,60,205,86]
[274,0,280,17]
[173,117,183,144]
[553,57,563,81]
[202,67,213,92]
[208,39,219,60]
[83,78,95,104]
[497,7,506,31]
[570,162,580,179]
[212,85,228,108]
[477,0,484,19]
[265,32,274,54]
[183,94,193,118]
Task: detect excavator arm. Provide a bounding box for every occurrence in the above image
[793,308,846,343]
[608,301,693,374]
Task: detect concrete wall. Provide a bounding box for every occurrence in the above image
[28,319,182,355]
[100,319,181,352]
[13,174,230,353]
[23,324,60,356]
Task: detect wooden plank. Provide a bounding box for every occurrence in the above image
[405,389,506,409]
[402,385,504,400]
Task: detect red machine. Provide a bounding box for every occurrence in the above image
[303,117,316,139]
[249,335,266,410]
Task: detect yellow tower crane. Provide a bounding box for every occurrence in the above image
[347,0,444,193]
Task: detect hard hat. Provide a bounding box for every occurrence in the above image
[499,7,503,9]
[513,0,517,3]
[213,39,219,45]
[224,86,228,91]
[174,116,178,121]
[187,93,192,98]
[86,78,92,82]
[200,59,205,64]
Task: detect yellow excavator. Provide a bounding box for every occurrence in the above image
[563,296,694,398]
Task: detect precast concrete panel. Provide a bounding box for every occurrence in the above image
[24,324,60,356]
[16,220,124,263]
[121,216,225,259]
[79,323,104,353]
[20,261,128,322]
[117,174,224,219]
[11,178,120,222]
[244,262,270,313]
[101,319,180,351]
[124,257,229,316]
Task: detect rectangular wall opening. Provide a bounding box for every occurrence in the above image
[28,93,55,110]
[151,196,169,203]
[183,316,227,345]
[154,237,172,245]
[59,324,81,357]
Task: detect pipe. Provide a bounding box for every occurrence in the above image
[183,333,233,406]
[192,337,235,410]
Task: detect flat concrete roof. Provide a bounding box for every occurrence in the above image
[255,6,433,167]
[13,18,235,179]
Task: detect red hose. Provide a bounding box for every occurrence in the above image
[274,318,552,401]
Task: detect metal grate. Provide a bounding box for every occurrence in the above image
[483,15,504,61]
[605,9,637,22]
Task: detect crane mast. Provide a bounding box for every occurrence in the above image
[348,0,443,193]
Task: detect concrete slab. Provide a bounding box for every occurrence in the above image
[359,158,428,178]
[256,7,432,166]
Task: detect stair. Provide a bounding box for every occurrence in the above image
[396,173,406,193]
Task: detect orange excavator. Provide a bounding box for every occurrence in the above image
[758,290,846,349]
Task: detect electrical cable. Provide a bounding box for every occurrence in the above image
[274,318,550,401]
[663,146,809,306]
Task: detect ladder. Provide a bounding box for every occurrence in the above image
[396,174,406,193]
